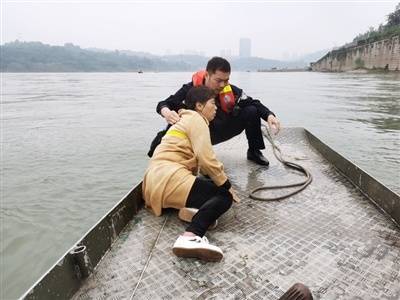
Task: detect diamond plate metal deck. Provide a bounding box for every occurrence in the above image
[72,128,400,300]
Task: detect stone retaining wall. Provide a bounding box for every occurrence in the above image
[311,35,400,71]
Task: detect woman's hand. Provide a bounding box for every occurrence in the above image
[229,187,240,202]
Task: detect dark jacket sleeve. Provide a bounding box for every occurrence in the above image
[231,84,275,121]
[156,82,193,115]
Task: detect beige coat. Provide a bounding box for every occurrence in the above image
[142,109,228,216]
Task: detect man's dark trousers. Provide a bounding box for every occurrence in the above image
[209,105,265,150]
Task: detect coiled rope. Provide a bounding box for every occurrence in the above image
[249,126,313,201]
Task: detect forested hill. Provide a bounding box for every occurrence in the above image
[0,41,194,72]
[0,41,307,72]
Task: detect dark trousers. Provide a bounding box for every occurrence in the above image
[209,105,265,150]
[185,178,233,237]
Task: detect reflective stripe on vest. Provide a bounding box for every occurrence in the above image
[219,85,235,113]
[166,129,187,139]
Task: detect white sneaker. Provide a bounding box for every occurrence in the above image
[172,235,223,262]
[178,208,218,230]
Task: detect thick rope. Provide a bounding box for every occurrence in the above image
[249,126,312,201]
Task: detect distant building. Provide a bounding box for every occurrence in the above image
[183,49,205,56]
[220,49,232,58]
[239,38,251,58]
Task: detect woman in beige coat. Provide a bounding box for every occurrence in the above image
[142,86,237,262]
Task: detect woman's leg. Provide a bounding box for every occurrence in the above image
[184,178,233,237]
[172,177,233,261]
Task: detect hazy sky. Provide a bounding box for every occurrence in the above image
[2,1,398,60]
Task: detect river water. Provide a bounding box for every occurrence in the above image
[1,72,399,299]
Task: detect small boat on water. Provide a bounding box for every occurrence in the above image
[20,128,400,299]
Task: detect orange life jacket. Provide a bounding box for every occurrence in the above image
[192,70,236,113]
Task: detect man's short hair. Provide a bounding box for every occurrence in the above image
[185,86,216,110]
[206,56,231,74]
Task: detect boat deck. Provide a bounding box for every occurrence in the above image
[72,128,400,300]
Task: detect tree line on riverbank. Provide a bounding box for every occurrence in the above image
[0,41,315,72]
[352,3,400,45]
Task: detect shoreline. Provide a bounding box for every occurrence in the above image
[311,68,400,74]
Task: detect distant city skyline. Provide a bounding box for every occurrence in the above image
[2,2,397,60]
[240,38,252,58]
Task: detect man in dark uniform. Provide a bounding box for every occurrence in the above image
[155,56,281,166]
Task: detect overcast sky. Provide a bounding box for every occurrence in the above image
[2,1,398,60]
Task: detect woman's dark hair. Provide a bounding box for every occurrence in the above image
[206,56,231,74]
[185,86,216,110]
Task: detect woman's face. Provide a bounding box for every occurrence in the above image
[196,98,217,122]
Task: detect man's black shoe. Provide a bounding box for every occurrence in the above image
[247,149,270,166]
